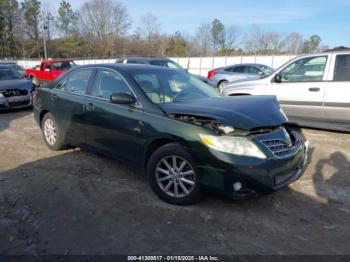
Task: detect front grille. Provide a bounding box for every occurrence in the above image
[260,130,302,158]
[8,100,31,107]
[1,89,28,98]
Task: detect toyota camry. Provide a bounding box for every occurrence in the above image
[33,64,309,205]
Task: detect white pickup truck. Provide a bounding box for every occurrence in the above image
[222,50,350,131]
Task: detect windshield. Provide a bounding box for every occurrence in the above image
[14,64,25,71]
[131,69,219,104]
[53,61,77,71]
[0,68,24,80]
[258,65,274,75]
[149,60,184,70]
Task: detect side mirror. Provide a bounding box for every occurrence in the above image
[110,93,136,105]
[274,74,282,83]
[45,68,51,72]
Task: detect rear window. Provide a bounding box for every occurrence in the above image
[334,54,350,81]
[52,61,76,71]
[126,60,147,64]
[149,60,183,70]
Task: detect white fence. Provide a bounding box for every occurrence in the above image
[16,55,296,77]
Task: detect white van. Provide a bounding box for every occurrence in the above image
[222,50,350,131]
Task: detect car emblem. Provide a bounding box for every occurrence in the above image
[283,128,292,147]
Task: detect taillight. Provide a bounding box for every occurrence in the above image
[207,69,217,80]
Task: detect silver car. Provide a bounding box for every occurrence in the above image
[207,63,274,91]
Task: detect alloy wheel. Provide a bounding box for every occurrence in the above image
[156,155,196,198]
[44,118,57,146]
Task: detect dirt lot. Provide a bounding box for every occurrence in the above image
[0,109,349,255]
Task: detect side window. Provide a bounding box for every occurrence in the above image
[45,64,51,72]
[333,55,350,81]
[149,60,167,67]
[279,56,327,82]
[134,74,164,103]
[54,69,93,94]
[232,66,245,73]
[92,69,132,100]
[224,67,233,72]
[246,66,261,74]
[126,60,146,64]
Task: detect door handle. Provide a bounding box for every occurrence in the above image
[309,87,320,92]
[50,94,58,101]
[84,102,95,111]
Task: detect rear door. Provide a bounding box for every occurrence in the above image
[226,65,250,81]
[265,55,330,121]
[83,68,144,164]
[323,53,350,124]
[49,68,95,146]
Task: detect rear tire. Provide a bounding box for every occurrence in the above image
[41,112,65,150]
[147,143,202,205]
[217,80,228,93]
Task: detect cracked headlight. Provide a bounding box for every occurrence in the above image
[199,134,266,159]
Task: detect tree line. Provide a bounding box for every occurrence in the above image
[0,0,329,59]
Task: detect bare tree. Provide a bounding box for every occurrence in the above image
[79,0,131,40]
[243,27,286,54]
[221,25,240,55]
[284,32,303,54]
[134,13,161,55]
[243,25,262,53]
[191,23,211,56]
[136,13,160,42]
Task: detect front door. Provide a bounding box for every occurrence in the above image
[83,68,144,165]
[265,55,329,121]
[323,53,350,124]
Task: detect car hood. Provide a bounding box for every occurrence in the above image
[0,79,34,91]
[160,96,287,130]
[224,75,268,88]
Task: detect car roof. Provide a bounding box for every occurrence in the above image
[119,56,172,62]
[43,59,73,63]
[77,63,179,73]
[0,65,14,69]
[0,61,16,64]
[218,63,271,70]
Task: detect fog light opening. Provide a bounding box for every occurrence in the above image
[233,182,242,192]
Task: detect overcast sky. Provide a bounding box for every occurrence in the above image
[42,0,350,47]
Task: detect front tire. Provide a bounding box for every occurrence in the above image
[41,112,65,150]
[147,143,202,205]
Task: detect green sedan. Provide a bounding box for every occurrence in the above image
[33,64,309,205]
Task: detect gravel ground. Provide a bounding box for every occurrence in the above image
[0,109,349,255]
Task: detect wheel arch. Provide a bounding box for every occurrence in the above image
[229,93,251,96]
[143,138,178,174]
[217,79,228,88]
[39,109,50,126]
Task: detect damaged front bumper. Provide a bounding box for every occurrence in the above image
[190,127,310,200]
